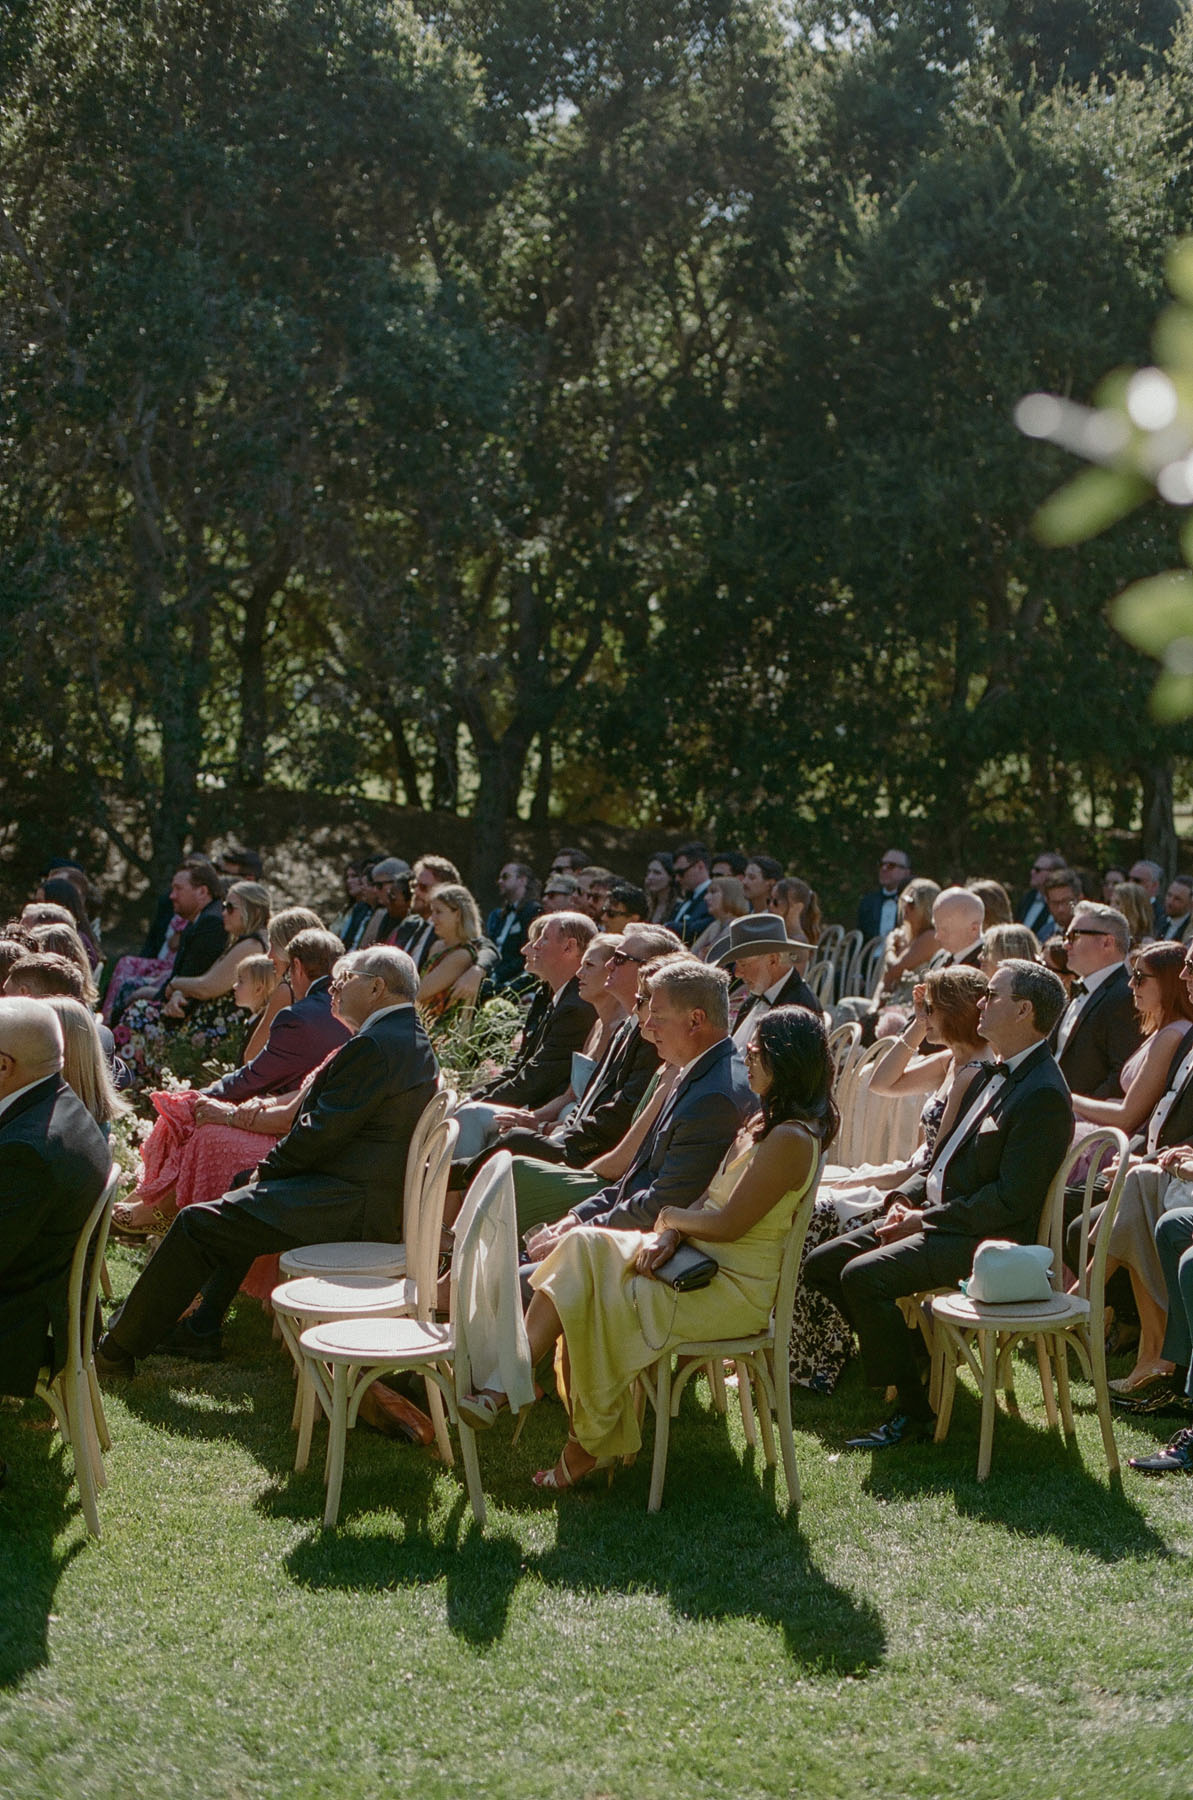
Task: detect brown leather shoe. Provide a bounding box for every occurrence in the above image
[356,1382,435,1446]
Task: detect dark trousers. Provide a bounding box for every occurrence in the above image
[803,1225,977,1414]
[108,1189,306,1356]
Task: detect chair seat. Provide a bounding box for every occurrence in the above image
[932,1291,1089,1332]
[670,1334,770,1359]
[300,1315,452,1365]
[271,1274,416,1319]
[279,1240,406,1280]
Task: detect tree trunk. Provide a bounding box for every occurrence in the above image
[430,711,460,811]
[1140,758,1178,876]
[237,584,270,788]
[470,736,529,896]
[529,727,552,827]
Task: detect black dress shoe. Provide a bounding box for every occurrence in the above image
[95,1335,136,1378]
[157,1319,224,1362]
[845,1413,932,1450]
[1128,1425,1193,1475]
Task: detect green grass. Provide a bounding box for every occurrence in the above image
[2,1244,1191,1800]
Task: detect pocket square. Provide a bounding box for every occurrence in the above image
[977,1116,1001,1136]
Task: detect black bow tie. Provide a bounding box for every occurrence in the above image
[1069,981,1087,997]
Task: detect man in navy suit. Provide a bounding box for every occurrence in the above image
[526,960,756,1257]
[667,842,715,947]
[97,947,437,1370]
[804,959,1072,1448]
[201,928,350,1106]
[0,999,111,1401]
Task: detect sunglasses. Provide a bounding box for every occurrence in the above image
[608,947,646,966]
[1129,969,1157,985]
[1062,928,1107,942]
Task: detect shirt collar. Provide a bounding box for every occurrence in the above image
[1078,959,1128,997]
[999,1040,1044,1076]
[0,1073,55,1123]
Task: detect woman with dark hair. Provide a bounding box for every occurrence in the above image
[742,854,784,914]
[38,877,102,968]
[643,852,675,925]
[461,1005,832,1490]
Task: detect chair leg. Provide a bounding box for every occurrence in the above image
[295,1359,318,1472]
[88,1362,111,1454]
[752,1365,777,1468]
[1035,1336,1059,1430]
[977,1331,999,1481]
[1054,1338,1076,1438]
[64,1371,103,1538]
[1085,1324,1120,1477]
[934,1327,958,1443]
[647,1360,673,1513]
[709,1359,728,1415]
[427,1375,453,1466]
[735,1359,758,1447]
[99,1256,112,1302]
[772,1351,800,1509]
[458,1420,487,1529]
[322,1364,352,1527]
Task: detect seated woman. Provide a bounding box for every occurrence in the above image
[37,876,103,970]
[643,852,675,926]
[418,883,486,1030]
[463,1005,833,1490]
[1069,941,1193,1391]
[27,923,100,1005]
[43,995,127,1138]
[875,878,940,1009]
[692,878,749,961]
[978,922,1040,975]
[492,935,625,1142]
[792,964,990,1392]
[772,877,821,974]
[1112,881,1157,950]
[118,881,271,1083]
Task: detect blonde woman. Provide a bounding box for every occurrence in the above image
[1112,881,1157,949]
[878,878,940,1002]
[693,877,749,960]
[44,996,127,1138]
[419,883,485,1022]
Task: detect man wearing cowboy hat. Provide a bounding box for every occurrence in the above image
[709,914,821,1054]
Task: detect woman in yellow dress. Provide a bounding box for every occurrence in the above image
[466,1004,837,1490]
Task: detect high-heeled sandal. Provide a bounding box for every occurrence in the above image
[457,1391,509,1430]
[532,1437,612,1491]
[111,1198,176,1238]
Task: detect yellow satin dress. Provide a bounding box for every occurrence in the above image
[529,1136,814,1459]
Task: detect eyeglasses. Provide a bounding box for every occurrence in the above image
[607,947,645,967]
[330,969,374,992]
[600,906,628,921]
[221,900,240,913]
[879,860,907,870]
[1062,928,1107,943]
[672,862,691,876]
[544,887,570,899]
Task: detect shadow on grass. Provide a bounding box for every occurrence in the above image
[0,1405,86,1688]
[280,1392,886,1674]
[848,1387,1169,1560]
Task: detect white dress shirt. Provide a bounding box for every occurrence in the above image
[924,1043,1037,1206]
[1147,1038,1193,1154]
[732,972,791,1054]
[1055,959,1127,1055]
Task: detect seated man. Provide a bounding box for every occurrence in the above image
[932,887,986,969]
[710,914,820,1050]
[464,923,677,1182]
[599,882,649,934]
[486,862,542,989]
[1052,902,1139,1099]
[803,959,1072,1449]
[0,999,111,1429]
[96,947,437,1370]
[528,958,757,1253]
[667,842,714,946]
[201,927,349,1104]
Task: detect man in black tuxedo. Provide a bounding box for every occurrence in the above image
[527,960,756,1252]
[1051,903,1139,1100]
[857,850,912,942]
[0,1000,111,1401]
[97,947,438,1370]
[667,841,715,946]
[486,862,542,989]
[391,854,460,971]
[1015,851,1067,940]
[202,928,350,1105]
[709,914,821,1055]
[931,887,986,968]
[804,959,1072,1448]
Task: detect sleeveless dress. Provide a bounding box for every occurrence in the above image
[529,1137,815,1460]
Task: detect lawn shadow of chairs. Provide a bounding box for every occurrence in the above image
[849,1386,1169,1562]
[280,1389,887,1675]
[0,1404,88,1688]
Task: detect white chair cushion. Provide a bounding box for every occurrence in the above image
[279,1241,406,1279]
[300,1316,451,1363]
[271,1274,416,1318]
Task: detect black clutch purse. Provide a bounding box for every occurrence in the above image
[652,1241,718,1291]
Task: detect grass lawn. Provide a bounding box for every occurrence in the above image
[2,1243,1191,1800]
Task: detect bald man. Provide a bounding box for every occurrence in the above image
[931,887,986,970]
[0,998,110,1401]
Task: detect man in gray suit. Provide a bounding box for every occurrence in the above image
[97,947,437,1370]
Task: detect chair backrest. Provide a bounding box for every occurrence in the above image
[827,1021,861,1080]
[804,959,836,1008]
[834,1036,898,1166]
[817,924,844,956]
[400,1085,455,1232]
[409,1114,459,1321]
[71,1165,120,1380]
[772,1149,825,1356]
[1038,1128,1130,1314]
[831,930,863,1001]
[843,934,884,999]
